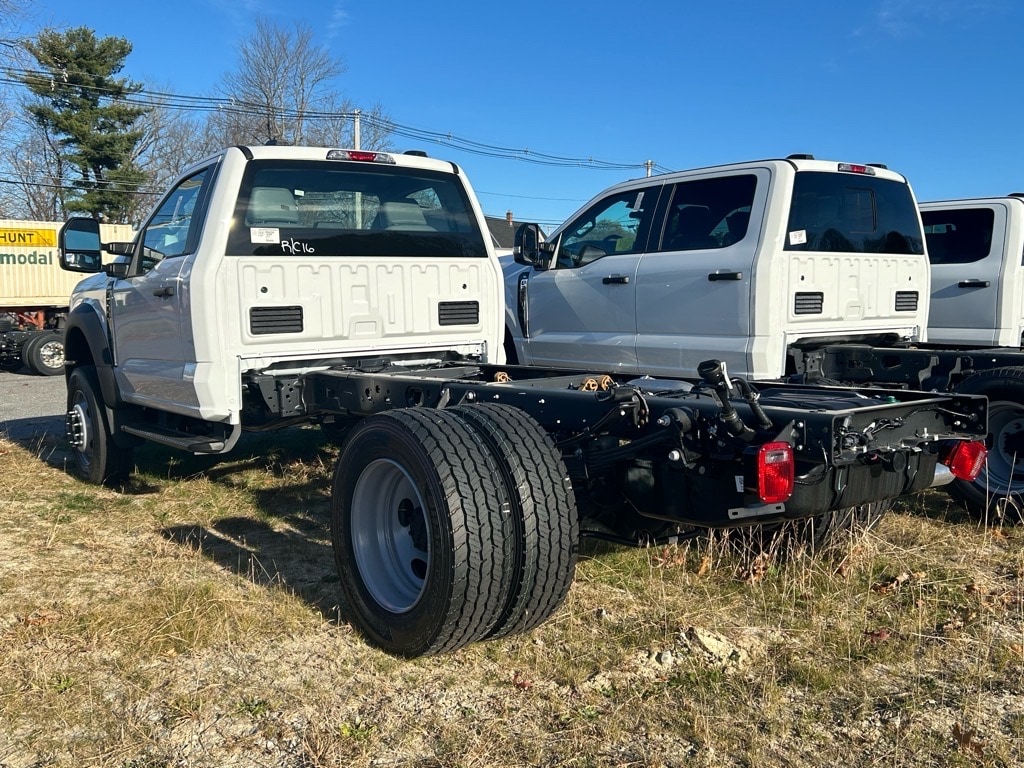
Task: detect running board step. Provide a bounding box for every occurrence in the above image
[121,424,227,453]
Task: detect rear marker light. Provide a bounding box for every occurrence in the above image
[837,162,876,176]
[758,441,794,503]
[941,440,987,482]
[325,149,396,164]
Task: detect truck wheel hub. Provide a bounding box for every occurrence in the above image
[66,404,88,450]
[38,340,65,370]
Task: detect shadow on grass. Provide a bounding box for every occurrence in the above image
[897,489,985,526]
[150,427,349,617]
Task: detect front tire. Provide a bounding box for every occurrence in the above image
[66,366,133,486]
[950,368,1024,521]
[331,409,515,656]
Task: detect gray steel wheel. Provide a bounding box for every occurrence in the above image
[331,408,515,656]
[349,457,432,612]
[973,399,1024,506]
[950,368,1024,520]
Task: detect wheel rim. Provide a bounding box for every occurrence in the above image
[350,458,431,613]
[69,390,93,470]
[976,399,1024,495]
[37,339,64,371]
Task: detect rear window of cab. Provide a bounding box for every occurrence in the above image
[225,160,488,258]
[785,171,924,254]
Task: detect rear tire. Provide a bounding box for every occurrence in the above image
[319,417,356,443]
[66,366,133,486]
[450,403,578,638]
[21,331,65,376]
[950,368,1024,521]
[331,408,515,656]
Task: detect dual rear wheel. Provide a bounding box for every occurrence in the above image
[330,404,578,656]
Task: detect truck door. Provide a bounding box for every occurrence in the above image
[111,167,213,407]
[519,185,661,373]
[923,202,1007,346]
[634,172,762,378]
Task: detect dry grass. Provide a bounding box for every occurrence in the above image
[0,429,1021,767]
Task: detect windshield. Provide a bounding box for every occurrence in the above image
[226,160,488,258]
[785,171,924,254]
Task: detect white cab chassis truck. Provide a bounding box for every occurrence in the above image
[506,155,1022,520]
[58,146,986,656]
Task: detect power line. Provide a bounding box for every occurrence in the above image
[1,65,659,172]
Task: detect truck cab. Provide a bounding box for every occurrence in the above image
[505,156,927,380]
[920,195,1024,348]
[61,146,504,437]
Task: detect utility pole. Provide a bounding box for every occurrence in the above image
[353,109,362,150]
[645,160,654,177]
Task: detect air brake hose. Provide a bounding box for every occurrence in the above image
[696,359,755,441]
[731,377,774,431]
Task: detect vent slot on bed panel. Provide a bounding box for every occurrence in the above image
[794,292,824,315]
[249,305,304,335]
[894,291,918,312]
[438,300,479,326]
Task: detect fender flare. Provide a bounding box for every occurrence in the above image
[63,304,121,409]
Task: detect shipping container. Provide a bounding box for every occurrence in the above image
[0,220,135,375]
[0,220,135,309]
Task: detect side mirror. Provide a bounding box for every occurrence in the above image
[58,217,102,273]
[513,223,542,265]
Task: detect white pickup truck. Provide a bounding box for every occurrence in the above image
[504,155,1023,519]
[921,195,1024,347]
[56,145,987,655]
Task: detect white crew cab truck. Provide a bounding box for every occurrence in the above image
[506,155,1024,518]
[921,195,1024,347]
[504,155,926,380]
[58,146,987,655]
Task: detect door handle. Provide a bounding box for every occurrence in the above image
[708,270,743,281]
[602,275,630,285]
[957,279,990,288]
[153,286,175,297]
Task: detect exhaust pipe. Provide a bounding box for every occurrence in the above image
[930,462,954,488]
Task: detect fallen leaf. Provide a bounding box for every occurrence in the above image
[939,616,964,634]
[653,546,687,569]
[871,571,914,594]
[24,609,62,626]
[952,723,984,757]
[695,554,712,577]
[864,627,891,643]
[512,672,533,690]
[740,553,771,583]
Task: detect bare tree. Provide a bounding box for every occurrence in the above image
[211,15,391,149]
[0,86,73,221]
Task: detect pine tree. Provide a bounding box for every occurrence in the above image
[20,27,148,222]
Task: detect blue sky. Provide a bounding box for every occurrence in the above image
[18,0,1023,228]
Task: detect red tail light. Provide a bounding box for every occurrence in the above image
[325,149,396,164]
[758,441,794,503]
[940,440,987,481]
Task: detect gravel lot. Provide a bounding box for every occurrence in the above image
[0,369,66,442]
